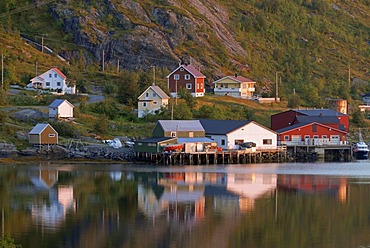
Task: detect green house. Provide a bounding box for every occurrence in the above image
[134,137,177,153]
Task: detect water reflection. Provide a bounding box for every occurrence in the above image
[1,163,370,248]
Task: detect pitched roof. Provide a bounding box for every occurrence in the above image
[293,109,346,116]
[136,137,176,143]
[158,120,204,132]
[295,115,340,124]
[212,75,255,84]
[177,137,215,143]
[138,85,170,100]
[48,99,74,108]
[199,119,251,135]
[29,123,57,135]
[166,64,205,78]
[276,122,347,134]
[51,67,67,79]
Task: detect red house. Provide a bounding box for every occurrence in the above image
[166,64,205,97]
[271,109,349,132]
[277,122,348,146]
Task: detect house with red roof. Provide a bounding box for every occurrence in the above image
[27,67,76,94]
[212,75,256,99]
[166,64,205,97]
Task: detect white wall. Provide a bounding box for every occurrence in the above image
[206,122,277,150]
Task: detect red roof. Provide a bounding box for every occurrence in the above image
[166,64,205,78]
[52,67,67,79]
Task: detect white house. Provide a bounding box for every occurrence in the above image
[137,85,170,118]
[48,99,74,119]
[212,75,256,99]
[27,67,76,94]
[199,119,277,150]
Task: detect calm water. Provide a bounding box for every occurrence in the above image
[1,161,370,248]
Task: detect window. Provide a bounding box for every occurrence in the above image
[186,83,192,89]
[185,74,191,80]
[313,135,319,139]
[153,93,157,97]
[49,74,52,78]
[234,139,244,145]
[243,84,247,89]
[174,74,180,80]
[57,82,61,86]
[200,83,203,89]
[54,74,57,78]
[48,134,55,138]
[180,68,184,71]
[46,82,50,86]
[171,132,177,137]
[221,139,226,145]
[304,135,310,139]
[143,102,147,107]
[263,139,272,145]
[312,124,317,132]
[145,92,149,97]
[189,132,194,138]
[153,101,157,105]
[322,135,327,139]
[284,135,289,141]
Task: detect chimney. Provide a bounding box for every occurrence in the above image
[234,73,238,77]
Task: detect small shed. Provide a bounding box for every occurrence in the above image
[134,137,177,153]
[49,99,74,119]
[29,123,58,145]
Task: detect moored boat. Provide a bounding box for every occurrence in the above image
[163,143,184,152]
[353,130,369,160]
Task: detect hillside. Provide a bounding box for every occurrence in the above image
[0,0,369,106]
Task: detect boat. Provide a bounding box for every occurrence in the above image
[163,144,184,152]
[353,130,369,160]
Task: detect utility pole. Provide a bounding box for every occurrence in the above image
[348,64,351,88]
[275,71,280,102]
[152,66,156,86]
[102,50,105,71]
[116,59,120,75]
[41,35,44,53]
[175,80,178,105]
[1,54,3,90]
[35,61,38,76]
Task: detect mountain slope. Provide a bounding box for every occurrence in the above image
[0,0,369,106]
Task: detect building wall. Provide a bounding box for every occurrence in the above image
[29,134,40,144]
[138,88,168,118]
[271,110,302,131]
[278,124,347,144]
[168,67,205,97]
[40,125,58,144]
[227,123,277,149]
[57,102,74,118]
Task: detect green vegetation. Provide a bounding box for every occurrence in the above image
[0,0,369,146]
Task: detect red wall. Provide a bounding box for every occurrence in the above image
[168,68,197,94]
[271,110,303,131]
[278,123,347,142]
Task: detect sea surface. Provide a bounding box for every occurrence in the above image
[1,161,370,248]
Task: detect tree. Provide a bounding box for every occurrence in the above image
[117,71,141,106]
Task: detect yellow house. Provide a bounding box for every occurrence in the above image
[213,75,256,99]
[138,85,170,118]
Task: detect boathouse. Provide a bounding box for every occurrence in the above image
[29,123,58,145]
[153,120,205,138]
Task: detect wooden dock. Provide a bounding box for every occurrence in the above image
[135,145,353,165]
[136,147,288,165]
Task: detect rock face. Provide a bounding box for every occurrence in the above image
[49,0,248,71]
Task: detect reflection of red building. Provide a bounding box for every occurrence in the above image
[277,175,347,202]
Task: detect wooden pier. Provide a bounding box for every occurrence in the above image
[136,147,288,165]
[136,145,353,165]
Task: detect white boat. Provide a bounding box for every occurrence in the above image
[353,130,369,160]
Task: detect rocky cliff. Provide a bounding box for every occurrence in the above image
[49,0,248,72]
